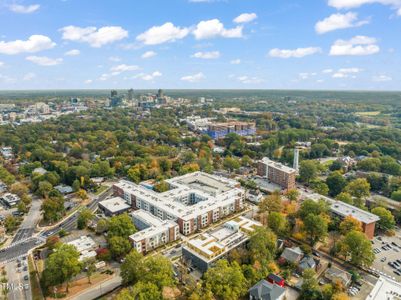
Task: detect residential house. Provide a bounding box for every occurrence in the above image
[249,279,286,300]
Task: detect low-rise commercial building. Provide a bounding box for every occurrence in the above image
[206,121,256,139]
[98,197,131,216]
[129,210,179,254]
[367,276,401,300]
[257,158,296,192]
[67,236,97,262]
[113,172,245,235]
[182,216,261,272]
[0,193,20,208]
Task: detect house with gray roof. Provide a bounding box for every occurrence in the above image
[279,246,303,264]
[298,255,318,273]
[249,279,286,300]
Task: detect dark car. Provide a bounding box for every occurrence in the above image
[23,275,29,281]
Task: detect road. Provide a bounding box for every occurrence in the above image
[5,256,31,300]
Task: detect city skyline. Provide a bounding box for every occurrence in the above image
[0,0,400,90]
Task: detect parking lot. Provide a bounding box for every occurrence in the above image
[370,230,401,281]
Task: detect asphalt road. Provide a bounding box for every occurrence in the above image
[5,259,31,300]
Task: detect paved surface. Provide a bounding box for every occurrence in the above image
[6,258,31,300]
[70,274,122,300]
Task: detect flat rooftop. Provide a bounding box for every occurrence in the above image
[67,236,96,253]
[261,157,296,174]
[184,216,261,262]
[99,196,130,213]
[114,172,243,221]
[367,276,401,300]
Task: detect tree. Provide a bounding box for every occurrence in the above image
[300,268,321,300]
[332,292,350,300]
[107,213,136,239]
[96,247,111,261]
[345,178,370,207]
[42,243,81,292]
[10,182,29,197]
[17,201,28,214]
[298,199,328,220]
[72,179,81,192]
[326,171,346,197]
[204,260,247,300]
[391,190,401,201]
[330,160,343,171]
[312,181,329,196]
[303,214,328,245]
[77,189,88,200]
[299,160,317,184]
[96,218,108,234]
[336,192,353,205]
[249,227,277,264]
[286,189,299,201]
[41,196,65,223]
[108,236,132,259]
[83,258,96,284]
[339,216,362,235]
[131,281,162,300]
[339,230,374,266]
[37,180,53,198]
[267,212,288,236]
[154,181,169,193]
[223,156,240,172]
[4,215,18,233]
[142,255,174,289]
[77,208,93,229]
[121,250,144,285]
[371,207,395,231]
[258,191,282,214]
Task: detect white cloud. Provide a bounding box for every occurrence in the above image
[26,56,63,66]
[60,25,128,47]
[141,51,157,59]
[181,72,205,82]
[230,59,241,64]
[398,7,401,14]
[109,56,121,62]
[9,4,40,14]
[191,51,220,59]
[136,22,189,45]
[233,13,257,24]
[0,62,3,67]
[322,69,334,73]
[315,12,369,34]
[237,76,264,84]
[372,74,392,81]
[328,0,401,10]
[64,49,80,56]
[0,35,55,55]
[110,64,140,74]
[269,47,321,58]
[330,35,380,56]
[23,72,36,80]
[84,79,93,84]
[134,71,162,81]
[193,19,243,40]
[332,67,363,78]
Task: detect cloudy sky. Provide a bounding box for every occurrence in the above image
[0,0,400,90]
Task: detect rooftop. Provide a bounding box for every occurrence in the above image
[367,276,401,300]
[99,196,130,213]
[261,157,297,174]
[184,216,261,262]
[67,236,96,253]
[114,171,243,221]
[249,279,286,300]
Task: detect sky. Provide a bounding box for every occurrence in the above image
[0,0,400,90]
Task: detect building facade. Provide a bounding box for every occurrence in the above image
[257,157,296,192]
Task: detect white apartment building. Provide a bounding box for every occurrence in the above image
[113,172,245,235]
[130,210,179,254]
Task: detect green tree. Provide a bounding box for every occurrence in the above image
[300,268,321,300]
[142,255,174,289]
[312,181,329,196]
[154,181,169,193]
[131,281,162,300]
[4,215,18,233]
[42,243,81,292]
[391,190,401,201]
[223,156,241,172]
[286,189,300,201]
[17,201,28,214]
[298,199,328,220]
[371,207,395,231]
[77,208,93,229]
[299,160,318,184]
[339,216,362,235]
[41,196,65,223]
[339,230,374,266]
[121,250,144,285]
[10,182,29,197]
[37,180,53,198]
[303,214,328,245]
[108,236,132,259]
[107,213,136,239]
[345,178,370,207]
[204,260,247,300]
[326,171,346,197]
[248,227,277,264]
[83,258,96,284]
[258,191,282,213]
[96,218,109,234]
[336,192,353,205]
[267,212,288,236]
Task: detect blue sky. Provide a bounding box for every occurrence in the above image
[0,0,400,90]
